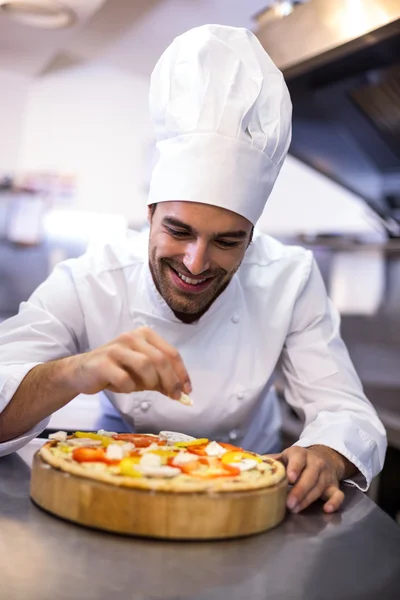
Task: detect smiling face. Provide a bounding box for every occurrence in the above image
[148,201,253,323]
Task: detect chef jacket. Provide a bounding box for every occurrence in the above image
[0,229,386,489]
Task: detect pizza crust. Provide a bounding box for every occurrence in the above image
[39,441,286,493]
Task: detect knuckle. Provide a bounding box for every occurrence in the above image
[136,354,152,375]
[314,458,326,471]
[97,357,112,373]
[106,345,120,361]
[153,353,169,370]
[135,325,151,337]
[113,371,132,390]
[117,332,132,346]
[169,348,181,361]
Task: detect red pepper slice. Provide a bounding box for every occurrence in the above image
[218,442,244,452]
[112,434,166,448]
[72,447,119,465]
[186,445,208,456]
[180,457,240,478]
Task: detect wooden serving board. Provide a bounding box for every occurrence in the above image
[30,452,288,540]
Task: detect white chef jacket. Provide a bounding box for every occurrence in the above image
[0,229,386,489]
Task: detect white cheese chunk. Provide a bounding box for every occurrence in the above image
[48,431,68,442]
[177,393,194,406]
[97,429,117,437]
[105,444,125,461]
[230,459,258,472]
[172,452,197,466]
[140,442,161,453]
[205,441,227,457]
[135,465,181,478]
[121,442,135,454]
[159,431,196,445]
[139,453,162,468]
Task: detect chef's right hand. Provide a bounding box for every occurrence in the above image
[68,327,191,400]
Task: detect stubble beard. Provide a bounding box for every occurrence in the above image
[148,248,238,320]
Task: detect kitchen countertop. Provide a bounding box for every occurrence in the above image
[1,440,399,600]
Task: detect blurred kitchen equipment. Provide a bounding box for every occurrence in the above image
[255,0,400,236]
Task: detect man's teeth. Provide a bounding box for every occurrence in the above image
[177,272,207,285]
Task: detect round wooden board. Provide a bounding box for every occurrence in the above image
[30,452,288,540]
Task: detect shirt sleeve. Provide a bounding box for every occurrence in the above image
[0,260,87,453]
[280,254,387,491]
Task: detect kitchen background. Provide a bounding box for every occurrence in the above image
[0,0,399,520]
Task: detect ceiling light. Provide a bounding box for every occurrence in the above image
[0,0,76,29]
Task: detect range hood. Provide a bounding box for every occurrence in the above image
[255,0,400,236]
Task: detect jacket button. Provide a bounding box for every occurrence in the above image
[231,315,240,324]
[229,430,238,441]
[140,401,150,411]
[237,391,245,400]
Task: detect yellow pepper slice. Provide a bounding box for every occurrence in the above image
[148,449,178,458]
[119,457,142,477]
[175,438,209,448]
[58,444,73,453]
[221,451,262,464]
[74,431,115,446]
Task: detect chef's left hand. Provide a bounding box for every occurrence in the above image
[272,445,357,514]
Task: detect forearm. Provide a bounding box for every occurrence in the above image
[0,357,80,442]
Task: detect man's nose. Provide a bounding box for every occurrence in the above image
[183,241,211,275]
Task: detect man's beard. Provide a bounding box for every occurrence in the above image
[149,251,238,321]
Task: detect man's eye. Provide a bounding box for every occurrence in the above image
[216,239,240,248]
[166,228,189,238]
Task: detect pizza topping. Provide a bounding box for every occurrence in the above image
[177,392,193,406]
[49,430,68,442]
[105,444,126,461]
[175,438,208,448]
[72,447,114,464]
[122,442,135,453]
[44,430,283,487]
[97,429,118,437]
[180,458,240,479]
[171,451,199,466]
[68,437,103,447]
[219,442,245,452]
[228,458,259,472]
[221,451,262,465]
[119,457,142,478]
[204,441,227,458]
[135,465,181,478]
[58,444,73,453]
[140,442,162,453]
[112,434,165,448]
[159,431,196,444]
[74,431,117,447]
[139,453,162,468]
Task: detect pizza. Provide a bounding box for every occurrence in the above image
[40,430,286,493]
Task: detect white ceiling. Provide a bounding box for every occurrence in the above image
[0,0,271,78]
[0,0,107,75]
[68,0,272,77]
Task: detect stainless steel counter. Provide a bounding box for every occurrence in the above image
[1,440,399,600]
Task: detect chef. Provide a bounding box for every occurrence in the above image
[0,25,386,515]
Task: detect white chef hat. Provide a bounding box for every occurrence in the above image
[147,24,292,224]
